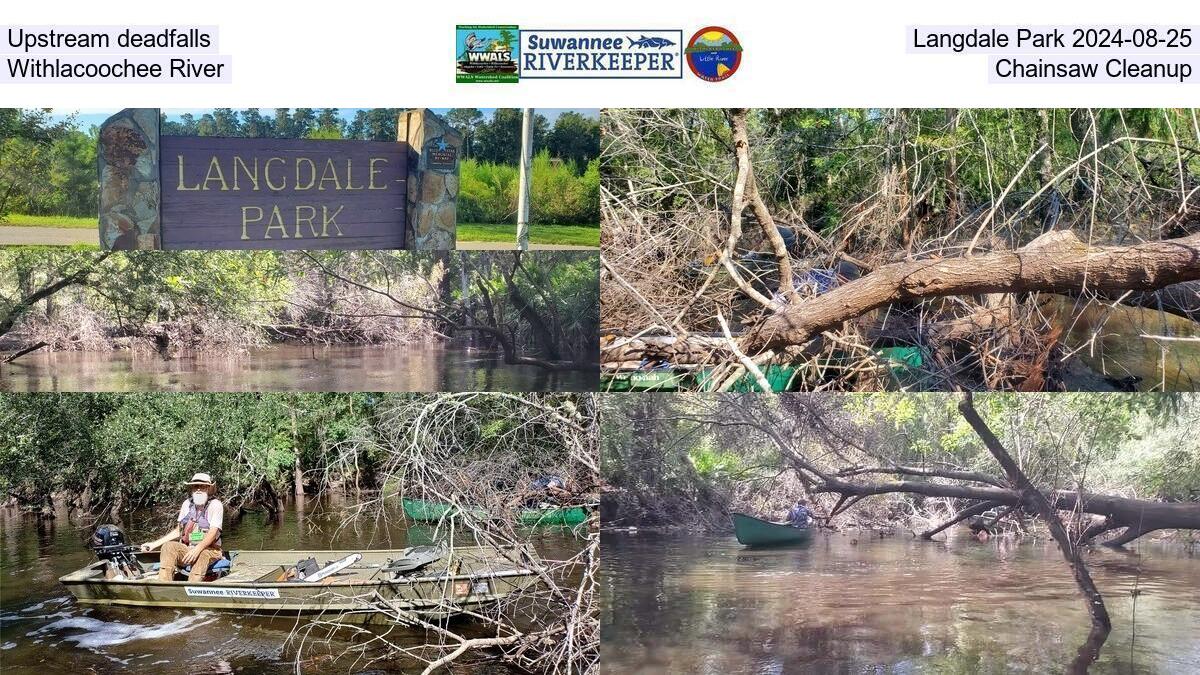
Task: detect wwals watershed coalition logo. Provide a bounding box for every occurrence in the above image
[456,25,519,83]
[456,25,739,82]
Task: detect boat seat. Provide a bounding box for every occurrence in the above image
[151,553,233,579]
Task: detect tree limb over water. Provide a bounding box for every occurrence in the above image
[958,391,1112,671]
[744,230,1200,354]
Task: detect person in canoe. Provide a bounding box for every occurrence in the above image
[786,499,813,528]
[139,472,225,582]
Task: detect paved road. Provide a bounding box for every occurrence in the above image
[455,241,598,251]
[0,228,599,251]
[0,227,98,246]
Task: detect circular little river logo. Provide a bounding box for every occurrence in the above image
[685,26,742,82]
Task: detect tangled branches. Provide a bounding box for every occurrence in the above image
[601,108,1200,391]
[298,393,599,674]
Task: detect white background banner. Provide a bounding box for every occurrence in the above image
[1,0,1197,107]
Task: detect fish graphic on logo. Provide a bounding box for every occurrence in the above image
[626,35,676,49]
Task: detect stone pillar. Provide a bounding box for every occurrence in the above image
[98,108,161,250]
[397,109,461,250]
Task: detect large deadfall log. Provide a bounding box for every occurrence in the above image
[808,475,1200,546]
[743,230,1200,353]
[601,231,1200,367]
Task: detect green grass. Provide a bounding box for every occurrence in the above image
[1,213,98,228]
[457,222,599,247]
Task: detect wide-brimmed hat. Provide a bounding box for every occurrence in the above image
[186,472,215,487]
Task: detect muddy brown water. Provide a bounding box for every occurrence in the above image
[1049,298,1200,392]
[601,531,1200,674]
[0,343,597,392]
[0,498,587,674]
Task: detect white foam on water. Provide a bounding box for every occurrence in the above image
[29,612,218,649]
[7,610,72,626]
[1,641,16,650]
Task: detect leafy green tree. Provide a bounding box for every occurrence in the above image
[48,129,97,216]
[210,108,241,137]
[445,108,485,157]
[291,108,317,138]
[476,108,548,164]
[547,111,600,170]
[272,108,294,138]
[316,108,342,134]
[239,108,272,138]
[346,108,400,141]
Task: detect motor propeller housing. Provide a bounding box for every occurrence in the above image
[90,524,143,578]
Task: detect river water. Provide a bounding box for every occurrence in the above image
[0,498,587,674]
[1051,298,1200,392]
[601,531,1200,674]
[0,343,597,392]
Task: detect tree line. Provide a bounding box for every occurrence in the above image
[601,391,1199,669]
[602,392,1200,535]
[0,391,596,523]
[1,107,600,220]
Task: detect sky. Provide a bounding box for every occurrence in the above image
[47,108,599,129]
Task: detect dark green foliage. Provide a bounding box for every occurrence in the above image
[547,111,601,170]
[459,152,600,225]
[602,393,1200,529]
[0,110,97,219]
[0,392,592,519]
[603,108,1200,241]
[474,108,549,164]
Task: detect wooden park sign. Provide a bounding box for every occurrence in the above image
[98,108,462,250]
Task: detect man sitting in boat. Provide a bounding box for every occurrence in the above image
[787,499,813,528]
[139,473,225,582]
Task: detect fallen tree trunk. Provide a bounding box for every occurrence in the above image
[0,252,112,338]
[919,499,1004,540]
[2,340,48,363]
[600,232,1200,368]
[806,476,1200,546]
[744,230,1200,353]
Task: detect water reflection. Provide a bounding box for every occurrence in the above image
[1046,296,1200,391]
[601,531,1200,674]
[0,343,597,392]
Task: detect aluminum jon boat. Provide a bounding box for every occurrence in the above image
[59,544,544,624]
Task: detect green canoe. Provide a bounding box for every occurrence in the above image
[402,498,588,526]
[696,364,802,392]
[603,370,690,392]
[731,512,814,547]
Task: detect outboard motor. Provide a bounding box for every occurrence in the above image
[90,524,144,578]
